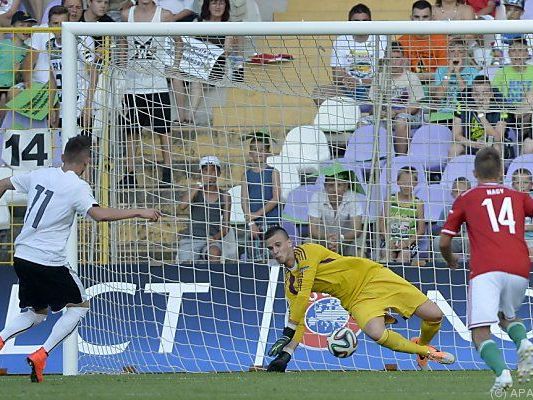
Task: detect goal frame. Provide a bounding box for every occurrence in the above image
[61,19,532,376]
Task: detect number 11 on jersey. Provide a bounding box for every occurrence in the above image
[481,197,516,234]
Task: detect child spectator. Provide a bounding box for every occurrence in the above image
[492,38,533,152]
[398,0,449,81]
[432,177,471,263]
[511,168,533,256]
[177,156,232,263]
[449,75,514,158]
[380,167,426,264]
[369,42,425,154]
[308,167,363,256]
[431,38,480,125]
[0,11,35,122]
[240,132,281,261]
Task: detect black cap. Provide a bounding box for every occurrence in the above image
[11,11,37,25]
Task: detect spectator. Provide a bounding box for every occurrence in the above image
[241,132,281,261]
[308,167,363,256]
[177,156,231,263]
[432,177,471,263]
[120,0,196,21]
[323,3,386,110]
[81,0,115,25]
[0,0,21,27]
[369,42,425,154]
[433,0,475,20]
[172,0,239,123]
[431,38,480,125]
[80,0,115,71]
[0,11,35,122]
[398,0,449,81]
[379,167,426,264]
[466,0,499,17]
[157,0,196,21]
[119,0,175,186]
[449,75,514,158]
[494,0,532,64]
[492,38,533,152]
[63,0,83,21]
[511,168,533,256]
[18,6,95,128]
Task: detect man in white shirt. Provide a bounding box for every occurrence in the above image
[0,135,160,383]
[329,4,386,112]
[308,170,364,256]
[312,3,386,108]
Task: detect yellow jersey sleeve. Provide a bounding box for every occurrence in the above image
[287,244,324,326]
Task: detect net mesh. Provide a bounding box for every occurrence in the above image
[1,23,533,372]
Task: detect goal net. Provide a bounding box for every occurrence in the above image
[53,20,533,373]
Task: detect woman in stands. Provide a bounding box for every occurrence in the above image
[173,0,240,124]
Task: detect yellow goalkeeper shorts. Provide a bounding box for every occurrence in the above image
[348,267,428,329]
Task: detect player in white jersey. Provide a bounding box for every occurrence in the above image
[0,135,161,383]
[120,0,175,187]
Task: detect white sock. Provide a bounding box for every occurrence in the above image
[42,307,88,354]
[0,309,47,342]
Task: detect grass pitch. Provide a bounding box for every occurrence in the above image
[1,370,528,399]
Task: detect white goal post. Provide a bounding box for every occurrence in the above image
[60,19,533,375]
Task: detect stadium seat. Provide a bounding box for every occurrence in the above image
[313,96,361,133]
[267,125,330,200]
[343,124,387,170]
[504,154,533,186]
[417,184,453,222]
[440,155,476,192]
[281,183,322,224]
[227,185,246,224]
[408,124,452,171]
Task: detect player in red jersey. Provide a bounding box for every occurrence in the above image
[440,147,533,392]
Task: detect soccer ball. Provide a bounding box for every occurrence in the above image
[327,326,358,358]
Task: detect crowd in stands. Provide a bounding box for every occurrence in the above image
[0,0,533,265]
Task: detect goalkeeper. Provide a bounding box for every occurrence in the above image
[264,226,455,372]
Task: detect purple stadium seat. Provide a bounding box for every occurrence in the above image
[281,220,301,245]
[281,184,322,224]
[417,184,453,222]
[440,155,477,192]
[504,154,533,186]
[408,124,452,171]
[343,125,387,169]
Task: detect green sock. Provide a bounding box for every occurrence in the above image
[479,340,507,377]
[506,322,528,350]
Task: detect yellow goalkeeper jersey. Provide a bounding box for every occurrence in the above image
[285,243,382,328]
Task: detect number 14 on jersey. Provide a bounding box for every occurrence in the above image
[482,197,516,234]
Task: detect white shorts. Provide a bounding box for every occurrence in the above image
[468,271,529,329]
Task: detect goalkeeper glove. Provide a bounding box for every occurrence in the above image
[268,326,295,357]
[267,351,292,372]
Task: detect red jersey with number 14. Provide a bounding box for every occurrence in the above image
[442,183,533,279]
